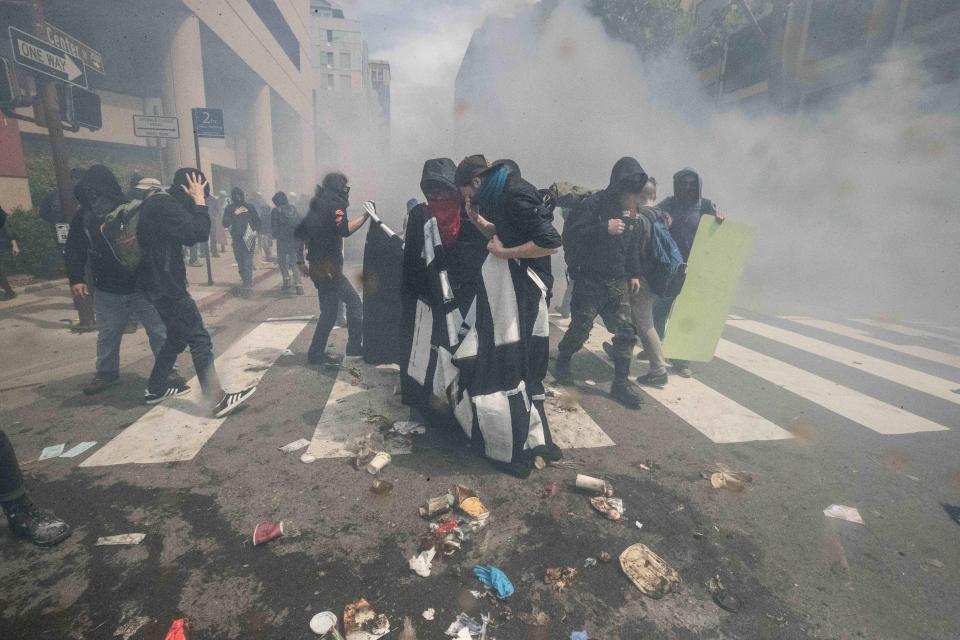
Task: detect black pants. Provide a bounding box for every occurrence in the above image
[147,295,221,399]
[0,430,25,503]
[308,273,362,362]
[557,277,637,361]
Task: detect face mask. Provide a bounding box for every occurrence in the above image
[427,197,462,250]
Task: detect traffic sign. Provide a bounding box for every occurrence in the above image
[9,27,86,89]
[41,22,104,75]
[192,107,224,138]
[133,114,180,139]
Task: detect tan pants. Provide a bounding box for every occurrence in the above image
[629,278,668,375]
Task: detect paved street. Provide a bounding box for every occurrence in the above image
[1,266,959,639]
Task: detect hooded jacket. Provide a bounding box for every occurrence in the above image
[294,184,351,277]
[561,157,647,282]
[64,165,138,294]
[137,168,212,299]
[270,191,303,244]
[222,187,261,244]
[657,168,717,261]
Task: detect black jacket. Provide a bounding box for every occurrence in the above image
[294,187,351,277]
[137,193,211,299]
[222,194,261,244]
[270,204,302,243]
[65,195,139,294]
[562,157,647,282]
[657,168,717,261]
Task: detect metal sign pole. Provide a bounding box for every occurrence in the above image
[192,111,213,285]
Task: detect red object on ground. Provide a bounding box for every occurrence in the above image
[252,521,284,546]
[433,519,459,535]
[164,618,189,640]
[546,482,559,495]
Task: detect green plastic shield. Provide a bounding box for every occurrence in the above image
[662,217,755,362]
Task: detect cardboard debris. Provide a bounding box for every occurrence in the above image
[60,441,98,458]
[96,533,146,546]
[278,438,311,454]
[451,485,489,521]
[39,444,65,460]
[823,504,864,524]
[620,543,681,599]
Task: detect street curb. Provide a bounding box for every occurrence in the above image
[195,266,278,312]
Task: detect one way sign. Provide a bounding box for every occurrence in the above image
[9,26,87,89]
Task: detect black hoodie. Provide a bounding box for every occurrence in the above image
[294,185,351,277]
[222,187,261,243]
[561,157,648,282]
[657,168,717,261]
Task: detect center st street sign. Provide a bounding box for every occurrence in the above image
[9,26,87,89]
[41,22,105,75]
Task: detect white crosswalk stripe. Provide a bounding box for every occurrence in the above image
[81,320,309,467]
[727,318,960,406]
[851,318,960,347]
[783,316,960,370]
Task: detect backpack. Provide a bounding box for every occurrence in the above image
[96,191,157,273]
[641,209,686,298]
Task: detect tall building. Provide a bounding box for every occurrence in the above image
[309,0,390,169]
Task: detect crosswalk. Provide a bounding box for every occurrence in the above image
[72,312,959,468]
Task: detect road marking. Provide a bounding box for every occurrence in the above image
[543,376,615,449]
[728,318,960,406]
[715,340,950,435]
[81,321,308,467]
[851,318,960,346]
[552,318,793,444]
[783,317,960,370]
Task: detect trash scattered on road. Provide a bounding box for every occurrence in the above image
[61,441,98,458]
[348,366,362,380]
[445,613,482,638]
[163,618,189,640]
[390,421,426,435]
[344,599,390,640]
[252,521,284,546]
[599,552,612,564]
[669,505,685,515]
[301,453,317,464]
[474,565,514,599]
[708,469,752,492]
[692,531,704,540]
[310,611,344,638]
[620,543,681,599]
[409,547,437,577]
[469,589,484,599]
[370,479,393,494]
[584,379,596,386]
[96,533,146,546]
[422,608,435,621]
[635,521,643,529]
[545,566,577,592]
[399,616,417,640]
[419,494,454,518]
[590,496,624,521]
[550,459,584,470]
[281,348,295,356]
[545,482,559,495]
[708,574,742,613]
[365,414,393,430]
[518,605,549,626]
[279,438,311,453]
[583,557,597,568]
[451,485,489,521]
[39,444,65,461]
[570,632,589,640]
[576,474,613,496]
[366,452,391,474]
[926,559,945,568]
[823,504,864,525]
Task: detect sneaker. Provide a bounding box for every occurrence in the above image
[553,355,574,385]
[673,364,693,378]
[345,343,363,358]
[6,502,72,546]
[637,371,668,387]
[611,380,643,409]
[295,284,304,295]
[212,385,257,418]
[83,375,118,396]
[144,381,191,404]
[308,352,342,367]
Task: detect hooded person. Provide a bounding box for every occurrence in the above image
[294,172,371,365]
[653,168,722,378]
[222,187,261,289]
[270,191,304,294]
[555,157,649,409]
[64,165,171,395]
[137,167,256,417]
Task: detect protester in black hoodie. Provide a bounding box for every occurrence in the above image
[270,191,303,294]
[138,168,256,417]
[222,187,261,289]
[555,157,648,409]
[294,172,370,365]
[64,165,170,396]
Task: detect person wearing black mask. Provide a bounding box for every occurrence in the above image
[270,191,304,294]
[654,168,723,378]
[294,172,370,365]
[138,168,256,417]
[222,187,261,291]
[64,165,171,396]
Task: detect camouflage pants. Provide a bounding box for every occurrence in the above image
[557,277,636,362]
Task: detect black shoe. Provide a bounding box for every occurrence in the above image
[308,352,342,367]
[144,381,191,404]
[295,285,304,295]
[611,380,643,409]
[553,355,574,384]
[6,502,72,547]
[83,375,118,396]
[345,343,363,358]
[637,371,668,387]
[212,385,256,418]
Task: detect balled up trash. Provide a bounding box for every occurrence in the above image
[419,494,454,518]
[344,599,390,640]
[473,565,514,599]
[619,543,680,599]
[252,521,284,546]
[545,566,577,592]
[451,485,489,521]
[444,613,482,637]
[409,547,437,577]
[163,618,190,640]
[590,496,624,521]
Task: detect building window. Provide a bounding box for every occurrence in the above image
[340,51,351,69]
[326,30,333,45]
[327,74,335,89]
[326,51,334,66]
[340,74,351,90]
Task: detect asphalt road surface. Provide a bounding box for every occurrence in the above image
[1,267,959,639]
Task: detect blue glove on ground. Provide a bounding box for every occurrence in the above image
[473,565,514,599]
